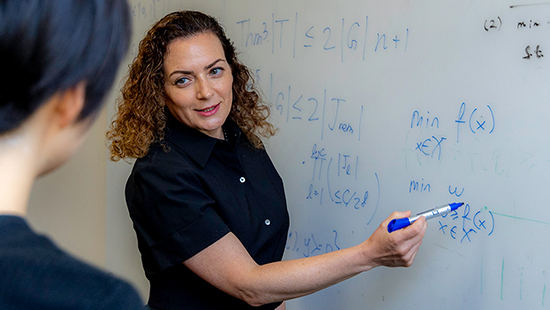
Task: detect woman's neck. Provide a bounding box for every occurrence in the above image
[0,133,38,217]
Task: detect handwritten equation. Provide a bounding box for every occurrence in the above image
[404,99,550,179]
[236,13,409,62]
[484,14,550,60]
[438,203,495,243]
[130,0,162,23]
[304,143,379,223]
[406,102,496,166]
[286,229,341,258]
[265,73,364,141]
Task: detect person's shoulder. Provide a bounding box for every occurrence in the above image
[93,274,144,310]
[131,140,200,184]
[52,250,143,309]
[137,140,192,167]
[0,218,144,309]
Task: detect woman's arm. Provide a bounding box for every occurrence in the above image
[183,211,427,307]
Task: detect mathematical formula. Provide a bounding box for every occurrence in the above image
[484,14,550,60]
[236,13,409,62]
[304,143,379,222]
[286,229,341,258]
[265,73,364,141]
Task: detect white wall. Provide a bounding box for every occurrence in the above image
[27,110,107,269]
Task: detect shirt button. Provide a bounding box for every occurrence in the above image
[239,177,246,183]
[264,219,271,226]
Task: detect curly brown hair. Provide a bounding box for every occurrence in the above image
[107,11,276,161]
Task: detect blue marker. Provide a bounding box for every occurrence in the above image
[387,202,464,233]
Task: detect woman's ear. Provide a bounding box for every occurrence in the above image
[54,81,86,128]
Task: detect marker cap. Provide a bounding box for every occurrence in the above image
[387,218,411,233]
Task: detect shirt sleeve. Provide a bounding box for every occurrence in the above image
[125,147,230,273]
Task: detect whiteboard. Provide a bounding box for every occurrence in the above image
[121,0,550,309]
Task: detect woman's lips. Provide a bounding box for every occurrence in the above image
[196,103,220,116]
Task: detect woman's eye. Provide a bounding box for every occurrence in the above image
[211,67,223,76]
[175,77,189,85]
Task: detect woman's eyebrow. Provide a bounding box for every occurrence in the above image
[205,59,225,70]
[169,69,192,77]
[169,59,226,78]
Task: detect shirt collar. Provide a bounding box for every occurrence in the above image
[164,111,242,168]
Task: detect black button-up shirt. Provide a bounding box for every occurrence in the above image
[126,113,289,309]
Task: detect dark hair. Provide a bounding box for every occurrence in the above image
[0,0,132,133]
[107,11,275,160]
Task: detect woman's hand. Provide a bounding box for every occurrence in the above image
[360,211,427,269]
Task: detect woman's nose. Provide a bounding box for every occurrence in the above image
[196,77,214,100]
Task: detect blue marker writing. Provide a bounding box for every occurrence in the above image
[387,202,465,233]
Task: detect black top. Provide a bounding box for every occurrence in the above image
[0,215,144,310]
[126,113,290,310]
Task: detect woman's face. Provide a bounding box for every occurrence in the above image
[163,32,233,139]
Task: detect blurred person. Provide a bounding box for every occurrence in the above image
[0,0,144,309]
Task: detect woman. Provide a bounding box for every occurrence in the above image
[107,11,426,310]
[0,0,143,309]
